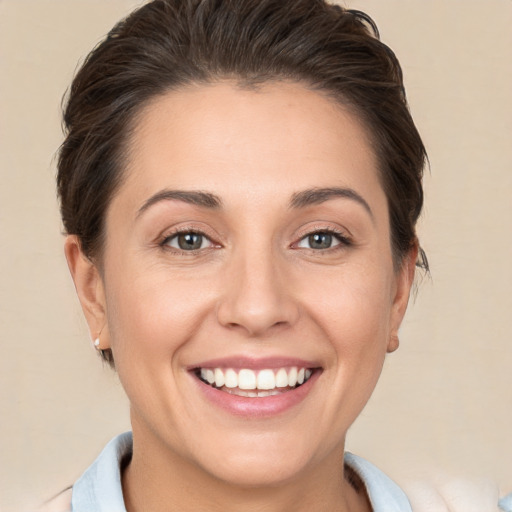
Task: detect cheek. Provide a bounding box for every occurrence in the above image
[296,261,394,416]
[104,267,215,365]
[299,262,394,349]
[103,270,218,426]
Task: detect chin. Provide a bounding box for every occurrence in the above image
[202,455,310,488]
[185,431,322,488]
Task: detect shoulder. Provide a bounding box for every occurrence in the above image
[38,433,132,512]
[37,488,72,512]
[500,493,512,512]
[70,432,132,511]
[403,475,509,512]
[344,453,413,512]
[345,453,510,512]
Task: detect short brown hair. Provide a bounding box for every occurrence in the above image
[58,0,427,365]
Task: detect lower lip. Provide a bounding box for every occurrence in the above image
[192,371,320,418]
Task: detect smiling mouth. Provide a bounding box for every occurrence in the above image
[195,367,316,397]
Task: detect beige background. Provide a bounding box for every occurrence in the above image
[1,1,511,510]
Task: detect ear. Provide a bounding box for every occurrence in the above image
[387,244,418,353]
[64,235,110,349]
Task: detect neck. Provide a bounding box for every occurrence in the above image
[122,425,371,512]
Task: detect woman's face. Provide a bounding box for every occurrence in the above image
[72,81,414,486]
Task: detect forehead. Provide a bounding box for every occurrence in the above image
[116,81,386,214]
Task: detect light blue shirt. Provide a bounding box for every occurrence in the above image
[501,493,512,511]
[70,432,512,512]
[70,432,412,511]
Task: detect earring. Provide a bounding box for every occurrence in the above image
[93,337,100,349]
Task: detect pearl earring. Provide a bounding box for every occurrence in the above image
[94,338,100,349]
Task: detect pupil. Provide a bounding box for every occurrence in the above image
[309,233,332,249]
[178,233,202,250]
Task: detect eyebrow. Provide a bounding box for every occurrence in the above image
[136,189,222,218]
[136,186,373,220]
[289,187,374,220]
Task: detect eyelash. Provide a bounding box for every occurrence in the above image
[158,226,218,255]
[293,227,352,252]
[158,226,352,254]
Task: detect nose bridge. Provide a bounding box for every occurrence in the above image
[216,237,299,336]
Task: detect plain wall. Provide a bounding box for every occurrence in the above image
[1,1,511,510]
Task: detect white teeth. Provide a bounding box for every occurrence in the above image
[199,365,314,392]
[224,369,238,388]
[238,369,256,390]
[200,368,215,385]
[275,368,288,388]
[288,367,298,387]
[214,368,225,387]
[257,369,275,390]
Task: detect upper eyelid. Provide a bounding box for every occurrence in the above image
[160,223,218,240]
[159,227,219,250]
[294,224,352,240]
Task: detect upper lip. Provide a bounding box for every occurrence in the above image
[188,356,321,371]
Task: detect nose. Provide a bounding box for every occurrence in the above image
[216,247,300,337]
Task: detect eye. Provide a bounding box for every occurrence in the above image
[296,231,344,250]
[163,231,213,251]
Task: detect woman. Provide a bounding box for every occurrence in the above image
[45,0,508,511]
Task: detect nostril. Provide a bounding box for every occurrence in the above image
[216,298,300,337]
[215,258,301,336]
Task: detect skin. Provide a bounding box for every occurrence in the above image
[65,81,416,512]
